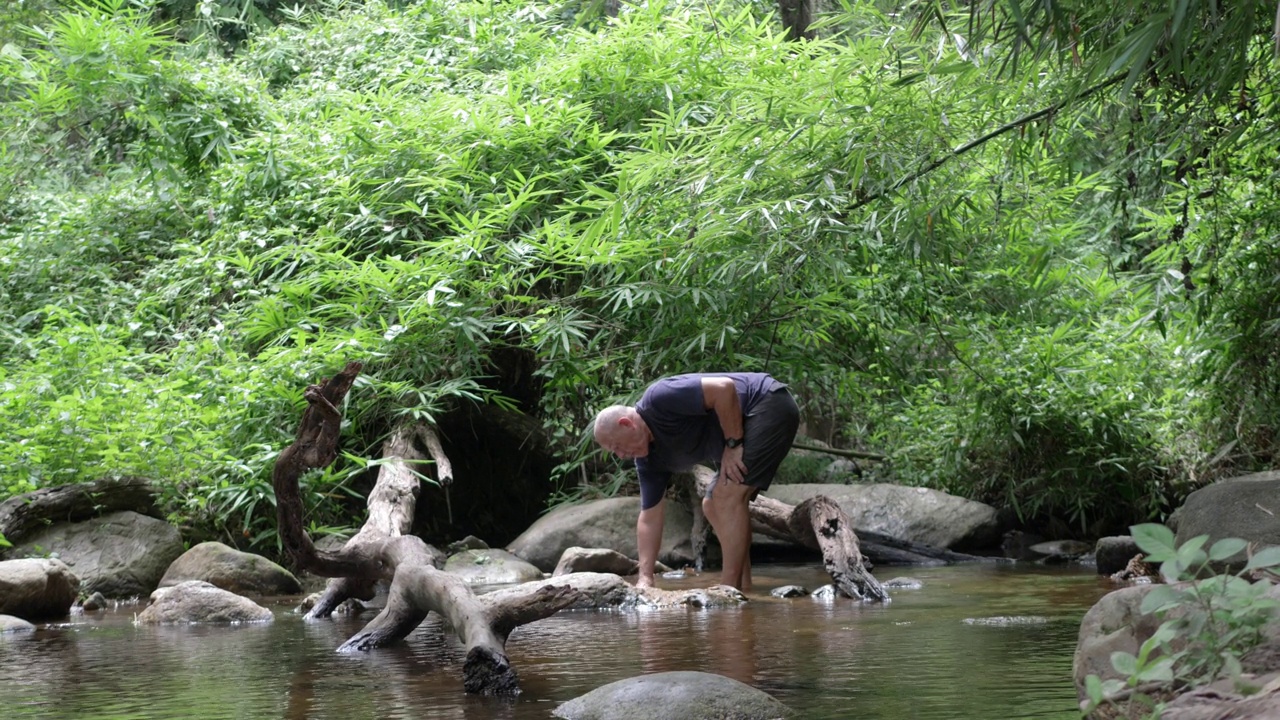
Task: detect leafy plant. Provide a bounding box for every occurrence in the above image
[1084,523,1280,717]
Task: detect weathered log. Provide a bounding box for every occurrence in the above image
[273,364,577,695]
[685,467,888,602]
[0,475,158,549]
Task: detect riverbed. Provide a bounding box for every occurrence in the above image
[0,562,1113,719]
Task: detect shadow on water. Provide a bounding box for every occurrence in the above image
[0,563,1112,720]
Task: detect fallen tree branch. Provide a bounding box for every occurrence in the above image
[0,476,158,550]
[272,364,580,694]
[791,442,887,462]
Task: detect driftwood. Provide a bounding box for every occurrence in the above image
[684,468,889,602]
[272,363,582,694]
[0,475,159,549]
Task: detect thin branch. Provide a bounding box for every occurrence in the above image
[847,73,1127,214]
[792,441,887,462]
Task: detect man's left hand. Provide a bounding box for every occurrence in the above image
[720,446,747,484]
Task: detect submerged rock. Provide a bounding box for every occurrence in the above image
[883,577,924,589]
[770,585,809,598]
[553,670,796,720]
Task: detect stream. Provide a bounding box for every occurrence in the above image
[0,562,1113,719]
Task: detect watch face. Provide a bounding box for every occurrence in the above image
[725,437,743,448]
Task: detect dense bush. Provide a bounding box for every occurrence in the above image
[1,0,1277,549]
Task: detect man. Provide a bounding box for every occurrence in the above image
[592,373,800,591]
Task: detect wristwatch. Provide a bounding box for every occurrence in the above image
[724,437,744,449]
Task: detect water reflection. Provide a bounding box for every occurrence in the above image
[0,564,1111,720]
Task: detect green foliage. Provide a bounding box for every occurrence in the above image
[0,0,1278,552]
[1084,524,1280,718]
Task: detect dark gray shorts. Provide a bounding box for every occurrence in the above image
[706,387,800,500]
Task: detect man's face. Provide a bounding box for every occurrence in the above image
[599,416,649,460]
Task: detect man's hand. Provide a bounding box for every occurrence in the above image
[720,446,747,484]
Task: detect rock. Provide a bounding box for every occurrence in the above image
[136,580,274,624]
[159,542,301,596]
[884,577,924,589]
[1160,672,1280,719]
[507,498,695,572]
[446,535,490,554]
[80,591,109,611]
[11,510,184,598]
[0,614,36,633]
[443,548,544,585]
[1095,536,1142,576]
[554,547,639,577]
[770,585,809,598]
[811,584,838,600]
[1173,471,1280,568]
[963,616,1050,626]
[0,558,80,621]
[553,671,796,720]
[1028,540,1093,558]
[818,458,861,483]
[764,483,999,550]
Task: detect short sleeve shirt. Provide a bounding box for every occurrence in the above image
[633,372,783,509]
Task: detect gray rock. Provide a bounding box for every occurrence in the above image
[159,542,301,596]
[1095,536,1142,576]
[446,535,490,554]
[80,591,109,611]
[764,483,999,550]
[136,580,274,624]
[811,584,838,600]
[0,614,36,633]
[552,671,796,720]
[884,576,924,589]
[12,510,184,598]
[554,547,639,577]
[770,585,809,598]
[443,548,543,585]
[507,497,695,572]
[0,558,79,621]
[1028,540,1093,558]
[818,458,861,483]
[1174,471,1280,567]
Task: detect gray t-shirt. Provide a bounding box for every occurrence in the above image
[634,372,783,509]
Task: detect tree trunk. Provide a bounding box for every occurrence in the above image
[273,363,582,694]
[0,475,159,550]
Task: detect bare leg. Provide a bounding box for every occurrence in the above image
[705,482,755,591]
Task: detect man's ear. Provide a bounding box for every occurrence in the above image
[618,415,635,429]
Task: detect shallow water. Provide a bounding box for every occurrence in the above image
[0,563,1112,720]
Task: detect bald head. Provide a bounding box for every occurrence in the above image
[592,405,651,460]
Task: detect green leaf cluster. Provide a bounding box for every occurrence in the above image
[1085,524,1280,718]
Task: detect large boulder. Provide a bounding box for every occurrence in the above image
[159,542,301,596]
[12,510,184,598]
[1173,471,1280,566]
[0,558,79,621]
[553,671,796,720]
[443,548,543,585]
[507,498,695,572]
[136,580,274,624]
[765,483,1000,550]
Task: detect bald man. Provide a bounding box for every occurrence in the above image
[593,373,799,591]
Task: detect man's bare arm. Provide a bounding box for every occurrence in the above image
[701,377,747,483]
